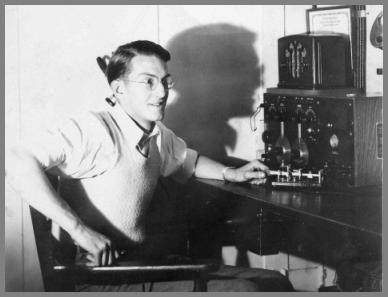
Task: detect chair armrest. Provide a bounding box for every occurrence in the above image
[54,258,219,274]
[53,258,220,286]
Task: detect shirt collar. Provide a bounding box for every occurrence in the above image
[105,99,160,147]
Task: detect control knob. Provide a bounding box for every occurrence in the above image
[278,102,287,121]
[305,107,317,122]
[261,130,275,144]
[306,126,319,143]
[267,103,277,120]
[294,104,304,122]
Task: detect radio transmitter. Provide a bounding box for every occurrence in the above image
[261,88,382,190]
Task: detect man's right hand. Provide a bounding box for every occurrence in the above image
[71,224,119,266]
[5,147,119,267]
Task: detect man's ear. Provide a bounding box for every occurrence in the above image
[110,79,125,96]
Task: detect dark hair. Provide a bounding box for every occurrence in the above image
[105,40,171,84]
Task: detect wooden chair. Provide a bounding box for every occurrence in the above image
[30,176,219,292]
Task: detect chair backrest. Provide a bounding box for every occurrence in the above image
[30,205,54,291]
[30,173,77,291]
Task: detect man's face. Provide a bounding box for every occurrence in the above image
[118,54,170,129]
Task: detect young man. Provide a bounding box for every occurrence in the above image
[6,40,293,291]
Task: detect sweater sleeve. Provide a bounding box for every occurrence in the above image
[157,122,198,184]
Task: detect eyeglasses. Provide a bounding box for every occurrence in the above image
[126,75,175,91]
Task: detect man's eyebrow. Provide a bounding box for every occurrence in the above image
[136,72,171,79]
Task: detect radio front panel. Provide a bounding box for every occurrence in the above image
[262,90,382,189]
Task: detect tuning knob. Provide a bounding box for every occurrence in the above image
[270,146,284,157]
[262,145,284,163]
[262,130,275,144]
[262,144,279,163]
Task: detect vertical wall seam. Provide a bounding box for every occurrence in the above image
[16,6,21,144]
[283,5,286,36]
[15,5,25,291]
[157,5,160,44]
[258,6,264,100]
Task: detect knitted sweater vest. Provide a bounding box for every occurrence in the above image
[58,134,161,247]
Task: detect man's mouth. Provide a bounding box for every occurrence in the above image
[149,101,166,107]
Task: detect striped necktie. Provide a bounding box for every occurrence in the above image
[136,133,152,158]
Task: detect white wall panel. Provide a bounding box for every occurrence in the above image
[284,5,311,36]
[255,5,285,159]
[5,5,20,147]
[17,5,158,136]
[5,6,23,292]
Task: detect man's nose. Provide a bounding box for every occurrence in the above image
[154,81,168,97]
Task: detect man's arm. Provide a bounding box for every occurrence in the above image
[5,146,117,266]
[194,155,269,185]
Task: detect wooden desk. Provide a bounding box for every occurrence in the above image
[187,178,382,267]
[190,178,382,237]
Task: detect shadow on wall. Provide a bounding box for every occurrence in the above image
[164,24,264,166]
